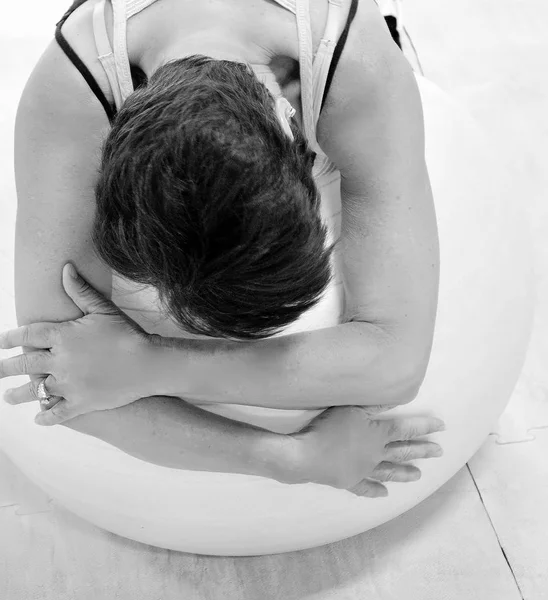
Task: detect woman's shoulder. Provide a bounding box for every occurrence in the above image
[16,47,109,158]
[52,0,116,108]
[15,6,113,263]
[15,2,115,154]
[14,26,114,325]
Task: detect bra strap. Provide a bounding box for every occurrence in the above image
[311,0,346,126]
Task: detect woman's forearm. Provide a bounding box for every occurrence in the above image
[63,395,305,483]
[148,321,426,410]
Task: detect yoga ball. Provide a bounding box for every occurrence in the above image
[0,75,534,556]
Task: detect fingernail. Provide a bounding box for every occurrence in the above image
[65,263,77,279]
[3,388,13,401]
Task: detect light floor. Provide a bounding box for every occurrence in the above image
[1,1,547,598]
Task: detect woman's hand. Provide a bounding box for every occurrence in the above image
[292,405,445,497]
[0,263,157,425]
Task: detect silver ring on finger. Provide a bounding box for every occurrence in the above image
[37,379,54,407]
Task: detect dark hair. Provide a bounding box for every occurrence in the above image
[93,55,336,340]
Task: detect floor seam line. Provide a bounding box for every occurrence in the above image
[466,463,525,600]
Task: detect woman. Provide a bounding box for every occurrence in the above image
[2,0,443,497]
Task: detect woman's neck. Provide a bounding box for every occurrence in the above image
[138,32,269,78]
[126,0,294,79]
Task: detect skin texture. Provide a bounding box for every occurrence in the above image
[11,0,441,491]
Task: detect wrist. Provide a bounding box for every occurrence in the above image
[256,433,310,485]
[146,335,240,403]
[138,334,181,398]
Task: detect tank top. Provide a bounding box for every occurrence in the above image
[57,0,359,166]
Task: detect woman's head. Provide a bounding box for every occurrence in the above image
[93,55,335,340]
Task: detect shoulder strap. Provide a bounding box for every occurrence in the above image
[294,0,318,152]
[110,0,134,102]
[93,0,125,109]
[320,0,358,111]
[93,0,160,109]
[56,0,89,27]
[310,0,347,128]
[55,0,116,122]
[295,0,352,153]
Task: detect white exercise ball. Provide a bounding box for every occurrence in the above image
[0,75,534,556]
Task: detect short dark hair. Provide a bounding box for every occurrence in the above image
[93,55,335,340]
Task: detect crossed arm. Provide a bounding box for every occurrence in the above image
[142,7,438,411]
[11,5,438,480]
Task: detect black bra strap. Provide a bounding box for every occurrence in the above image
[55,1,116,123]
[321,0,359,111]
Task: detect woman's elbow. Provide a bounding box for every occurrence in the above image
[393,341,432,405]
[359,342,431,407]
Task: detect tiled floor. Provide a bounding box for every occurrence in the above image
[1,1,547,598]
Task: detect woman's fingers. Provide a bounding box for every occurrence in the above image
[385,416,446,442]
[0,323,58,350]
[348,445,444,497]
[62,263,119,316]
[384,440,443,463]
[348,479,389,498]
[346,422,446,498]
[0,351,52,379]
[371,462,422,483]
[4,376,60,405]
[34,399,79,426]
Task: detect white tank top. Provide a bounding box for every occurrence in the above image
[93,0,349,167]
